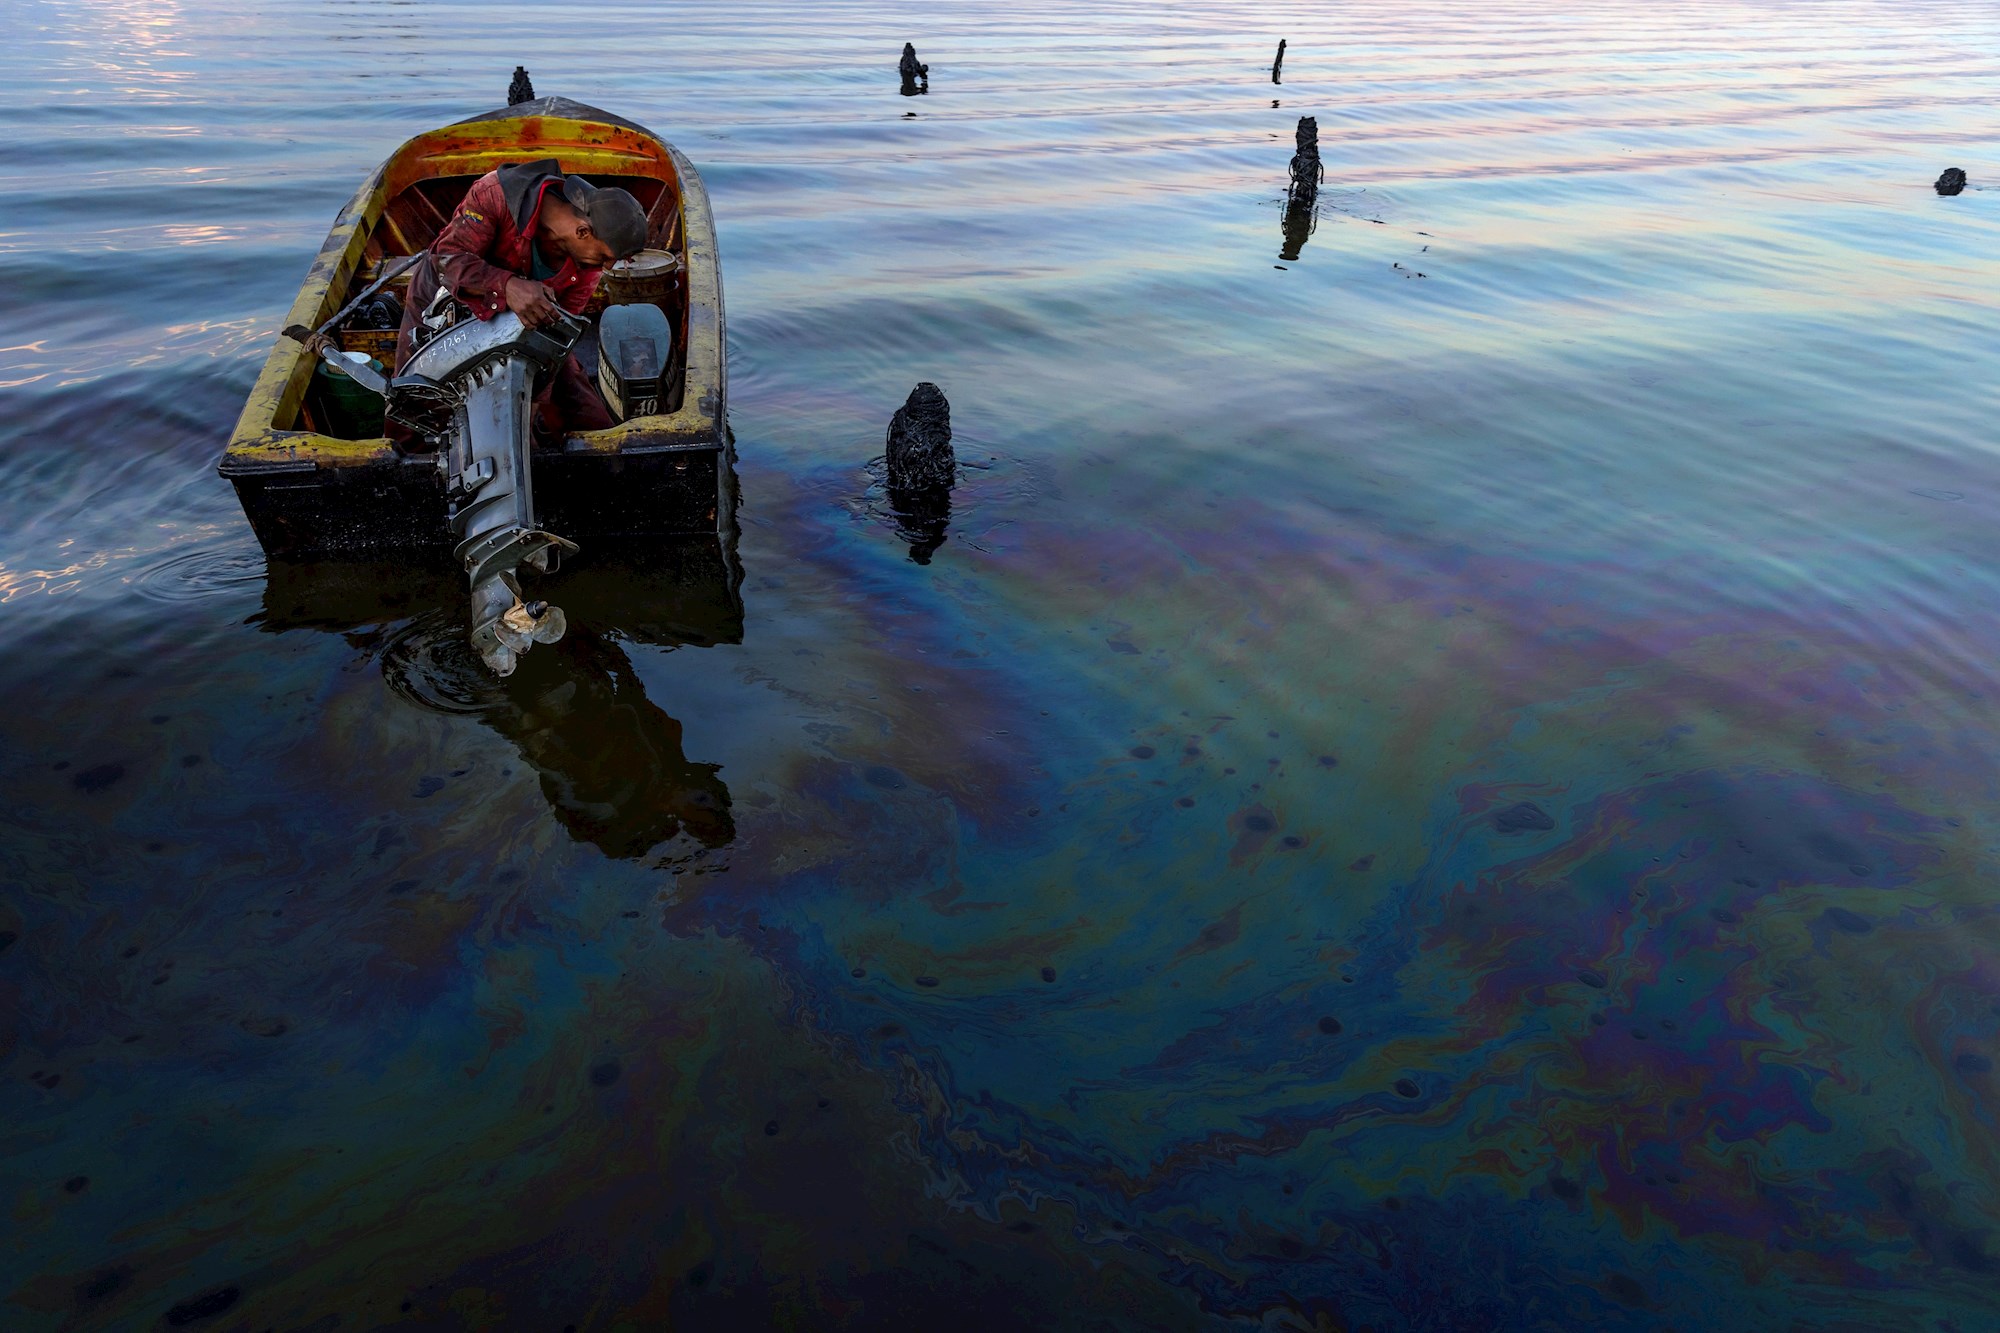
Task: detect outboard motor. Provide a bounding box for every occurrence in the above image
[389,309,587,676]
[597,303,673,421]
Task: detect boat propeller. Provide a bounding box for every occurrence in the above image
[388,308,589,676]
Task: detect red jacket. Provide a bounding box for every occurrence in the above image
[425,160,605,320]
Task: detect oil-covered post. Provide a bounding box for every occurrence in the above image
[885,382,955,563]
[900,43,930,96]
[1288,115,1322,208]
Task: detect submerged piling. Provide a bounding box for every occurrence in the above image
[508,66,536,106]
[900,43,930,96]
[1288,115,1322,207]
[887,383,954,492]
[1272,39,1286,84]
[885,383,955,563]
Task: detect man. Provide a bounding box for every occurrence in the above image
[394,159,649,442]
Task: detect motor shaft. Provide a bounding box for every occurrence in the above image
[398,309,585,676]
[448,355,571,674]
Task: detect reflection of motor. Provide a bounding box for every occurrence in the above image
[389,307,589,676]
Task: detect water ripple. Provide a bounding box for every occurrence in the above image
[127,546,265,605]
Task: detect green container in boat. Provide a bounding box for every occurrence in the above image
[311,352,387,438]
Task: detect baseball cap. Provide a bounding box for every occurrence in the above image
[560,175,649,259]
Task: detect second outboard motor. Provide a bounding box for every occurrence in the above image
[391,309,587,676]
[597,303,673,421]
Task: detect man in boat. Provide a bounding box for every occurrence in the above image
[393,159,649,443]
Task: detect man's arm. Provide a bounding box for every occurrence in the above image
[430,178,521,311]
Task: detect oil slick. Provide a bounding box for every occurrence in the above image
[5,1,2000,1329]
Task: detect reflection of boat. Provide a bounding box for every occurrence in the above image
[218,97,731,560]
[256,538,741,860]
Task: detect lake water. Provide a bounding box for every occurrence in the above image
[5,1,2000,1328]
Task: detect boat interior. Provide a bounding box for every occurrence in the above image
[289,116,692,442]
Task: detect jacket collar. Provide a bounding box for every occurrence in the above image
[494,158,566,234]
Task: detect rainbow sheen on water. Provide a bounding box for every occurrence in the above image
[4,1,2000,1329]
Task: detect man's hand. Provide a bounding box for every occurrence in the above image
[504,276,560,328]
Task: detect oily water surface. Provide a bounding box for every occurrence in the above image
[4,1,2000,1329]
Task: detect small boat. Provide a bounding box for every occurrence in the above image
[218,96,731,562]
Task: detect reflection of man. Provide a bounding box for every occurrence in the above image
[506,630,735,857]
[255,558,739,860]
[395,159,648,440]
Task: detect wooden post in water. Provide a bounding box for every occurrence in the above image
[1272,39,1287,84]
[1288,115,1322,207]
[886,383,954,492]
[508,66,536,106]
[900,43,930,96]
[886,383,955,563]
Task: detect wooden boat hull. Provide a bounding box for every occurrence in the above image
[218,98,731,560]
